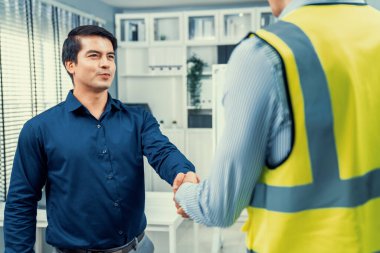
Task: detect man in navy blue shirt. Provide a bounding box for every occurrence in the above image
[4,25,197,253]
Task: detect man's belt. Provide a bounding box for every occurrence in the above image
[57,232,145,253]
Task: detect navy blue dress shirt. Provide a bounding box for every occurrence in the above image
[4,91,195,252]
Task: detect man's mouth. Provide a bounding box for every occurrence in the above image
[98,73,111,78]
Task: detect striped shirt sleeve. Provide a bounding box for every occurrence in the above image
[175,37,292,227]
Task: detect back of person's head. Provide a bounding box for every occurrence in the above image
[61,25,117,81]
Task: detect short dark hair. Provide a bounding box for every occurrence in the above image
[61,25,118,82]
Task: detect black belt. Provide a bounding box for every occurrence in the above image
[57,232,145,253]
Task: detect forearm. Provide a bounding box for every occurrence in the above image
[175,145,264,227]
[4,192,38,253]
[142,111,195,184]
[157,148,195,184]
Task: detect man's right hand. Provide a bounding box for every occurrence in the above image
[172,172,199,192]
[172,172,200,218]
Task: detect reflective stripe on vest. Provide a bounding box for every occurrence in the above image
[243,3,380,253]
[250,20,380,213]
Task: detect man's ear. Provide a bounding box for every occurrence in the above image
[65,61,75,75]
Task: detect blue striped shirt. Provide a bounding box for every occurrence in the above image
[175,36,291,227]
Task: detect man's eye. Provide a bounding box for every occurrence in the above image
[108,55,115,60]
[89,54,98,58]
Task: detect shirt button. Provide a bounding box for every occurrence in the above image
[118,230,123,235]
[102,149,107,154]
[97,124,101,128]
[107,175,113,180]
[114,202,119,207]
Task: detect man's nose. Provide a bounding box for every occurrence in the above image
[99,56,110,68]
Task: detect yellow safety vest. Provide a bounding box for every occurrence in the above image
[242,3,380,253]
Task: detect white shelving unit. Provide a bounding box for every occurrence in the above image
[219,8,255,44]
[115,7,275,191]
[116,14,149,47]
[185,11,219,45]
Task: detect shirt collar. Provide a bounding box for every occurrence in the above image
[65,90,121,112]
[279,0,367,19]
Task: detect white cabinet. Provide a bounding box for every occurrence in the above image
[185,11,219,45]
[219,8,255,44]
[151,13,183,45]
[148,46,184,75]
[116,14,149,46]
[256,7,277,29]
[185,129,214,180]
[115,7,276,191]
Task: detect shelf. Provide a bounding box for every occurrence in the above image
[116,7,276,138]
[186,128,213,133]
[187,106,212,109]
[161,128,185,132]
[121,73,184,78]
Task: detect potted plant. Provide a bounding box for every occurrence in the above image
[187,55,207,108]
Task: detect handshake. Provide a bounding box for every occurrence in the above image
[172,172,200,218]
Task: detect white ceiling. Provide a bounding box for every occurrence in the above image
[101,0,261,8]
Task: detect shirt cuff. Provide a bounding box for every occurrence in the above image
[175,182,207,224]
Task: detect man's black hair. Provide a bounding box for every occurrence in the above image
[61,25,117,82]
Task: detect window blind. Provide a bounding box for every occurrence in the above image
[0,0,103,201]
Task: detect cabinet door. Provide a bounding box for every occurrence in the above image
[186,129,213,180]
[115,14,149,46]
[150,13,183,45]
[185,11,219,45]
[256,7,277,29]
[219,9,255,44]
[212,65,227,147]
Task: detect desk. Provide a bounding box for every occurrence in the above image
[0,192,184,253]
[145,192,184,253]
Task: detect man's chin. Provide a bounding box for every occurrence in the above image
[94,83,112,92]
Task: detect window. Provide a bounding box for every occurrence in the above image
[0,0,103,201]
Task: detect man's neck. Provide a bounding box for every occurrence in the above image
[73,87,108,120]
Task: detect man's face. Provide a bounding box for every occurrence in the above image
[66,35,116,92]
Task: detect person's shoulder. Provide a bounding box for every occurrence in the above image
[25,101,66,128]
[114,99,151,116]
[232,34,275,62]
[228,32,282,77]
